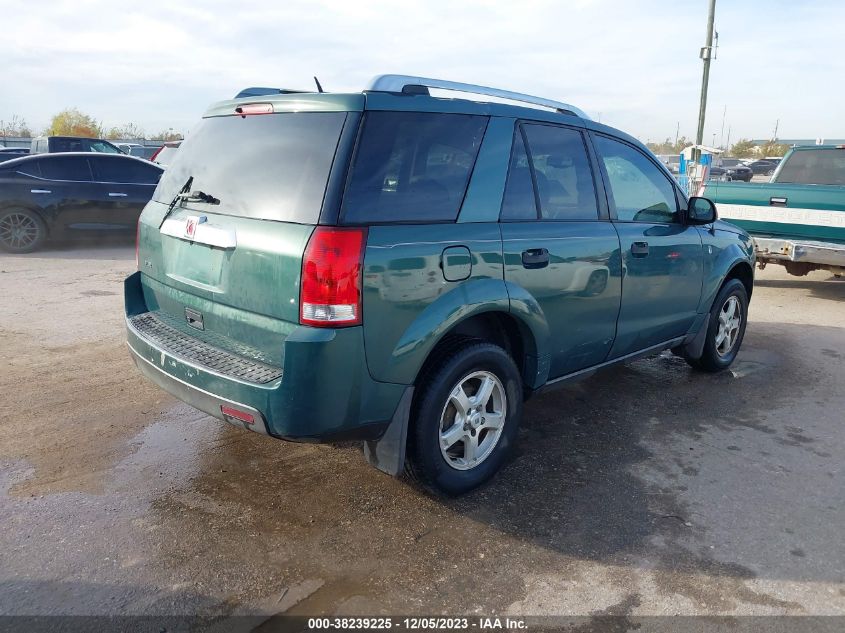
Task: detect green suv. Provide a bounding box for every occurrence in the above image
[125,75,754,494]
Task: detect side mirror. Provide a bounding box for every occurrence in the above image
[687,196,718,225]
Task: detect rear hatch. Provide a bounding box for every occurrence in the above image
[136,95,363,368]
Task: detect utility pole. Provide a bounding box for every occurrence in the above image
[719,104,726,148]
[675,121,680,148]
[694,0,717,162]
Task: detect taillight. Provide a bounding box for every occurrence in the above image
[300,227,367,327]
[235,103,274,116]
[149,146,163,163]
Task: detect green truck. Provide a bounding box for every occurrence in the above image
[702,145,845,276]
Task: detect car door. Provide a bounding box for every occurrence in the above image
[500,122,622,378]
[34,155,104,234]
[89,156,162,232]
[591,133,704,359]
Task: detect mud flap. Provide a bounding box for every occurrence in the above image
[363,386,414,477]
[681,312,709,360]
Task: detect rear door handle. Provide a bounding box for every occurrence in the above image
[769,196,788,206]
[631,241,650,257]
[108,192,128,197]
[521,248,550,269]
[30,189,51,194]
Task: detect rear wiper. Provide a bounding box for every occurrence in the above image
[158,178,221,228]
[159,176,193,228]
[177,190,220,206]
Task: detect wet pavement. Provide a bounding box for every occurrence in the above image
[0,244,843,621]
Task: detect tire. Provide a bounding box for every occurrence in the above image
[406,340,523,495]
[0,207,47,253]
[685,279,748,372]
[765,169,774,177]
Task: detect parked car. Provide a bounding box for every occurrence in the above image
[129,146,162,160]
[0,147,30,163]
[744,159,779,176]
[125,74,754,495]
[30,136,123,155]
[0,153,163,253]
[115,142,142,154]
[704,145,845,276]
[709,158,753,182]
[149,141,181,167]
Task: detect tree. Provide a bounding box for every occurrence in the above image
[729,139,756,158]
[150,129,183,142]
[759,142,789,157]
[105,122,145,140]
[646,136,691,155]
[47,108,101,137]
[0,115,33,138]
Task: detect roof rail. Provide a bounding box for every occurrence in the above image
[366,75,589,119]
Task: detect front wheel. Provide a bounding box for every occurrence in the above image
[685,279,749,372]
[406,340,523,495]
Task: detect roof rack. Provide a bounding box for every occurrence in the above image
[366,75,589,119]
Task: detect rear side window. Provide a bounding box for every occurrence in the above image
[776,149,845,185]
[500,132,537,220]
[523,124,598,221]
[39,157,93,182]
[91,157,162,184]
[341,112,488,224]
[155,112,347,223]
[594,135,679,223]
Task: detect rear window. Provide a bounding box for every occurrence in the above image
[777,149,845,185]
[154,112,347,223]
[341,112,488,224]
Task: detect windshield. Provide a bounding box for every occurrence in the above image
[777,149,845,185]
[154,111,347,223]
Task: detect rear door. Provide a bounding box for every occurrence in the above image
[591,133,703,358]
[500,122,622,378]
[89,155,162,232]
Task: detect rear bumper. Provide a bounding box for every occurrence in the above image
[125,272,407,442]
[127,340,270,435]
[754,237,845,268]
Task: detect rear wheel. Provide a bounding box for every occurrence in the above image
[0,208,47,253]
[406,340,522,495]
[685,279,748,372]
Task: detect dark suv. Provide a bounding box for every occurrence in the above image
[125,75,754,494]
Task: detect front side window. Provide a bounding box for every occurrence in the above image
[523,124,598,221]
[88,140,121,154]
[39,157,92,182]
[342,112,488,224]
[594,135,679,223]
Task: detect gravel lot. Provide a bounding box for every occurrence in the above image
[0,242,843,621]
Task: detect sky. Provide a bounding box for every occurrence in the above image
[1,0,843,144]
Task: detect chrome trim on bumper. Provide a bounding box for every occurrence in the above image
[127,341,269,435]
[754,237,845,268]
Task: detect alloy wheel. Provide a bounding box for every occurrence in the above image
[438,371,507,471]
